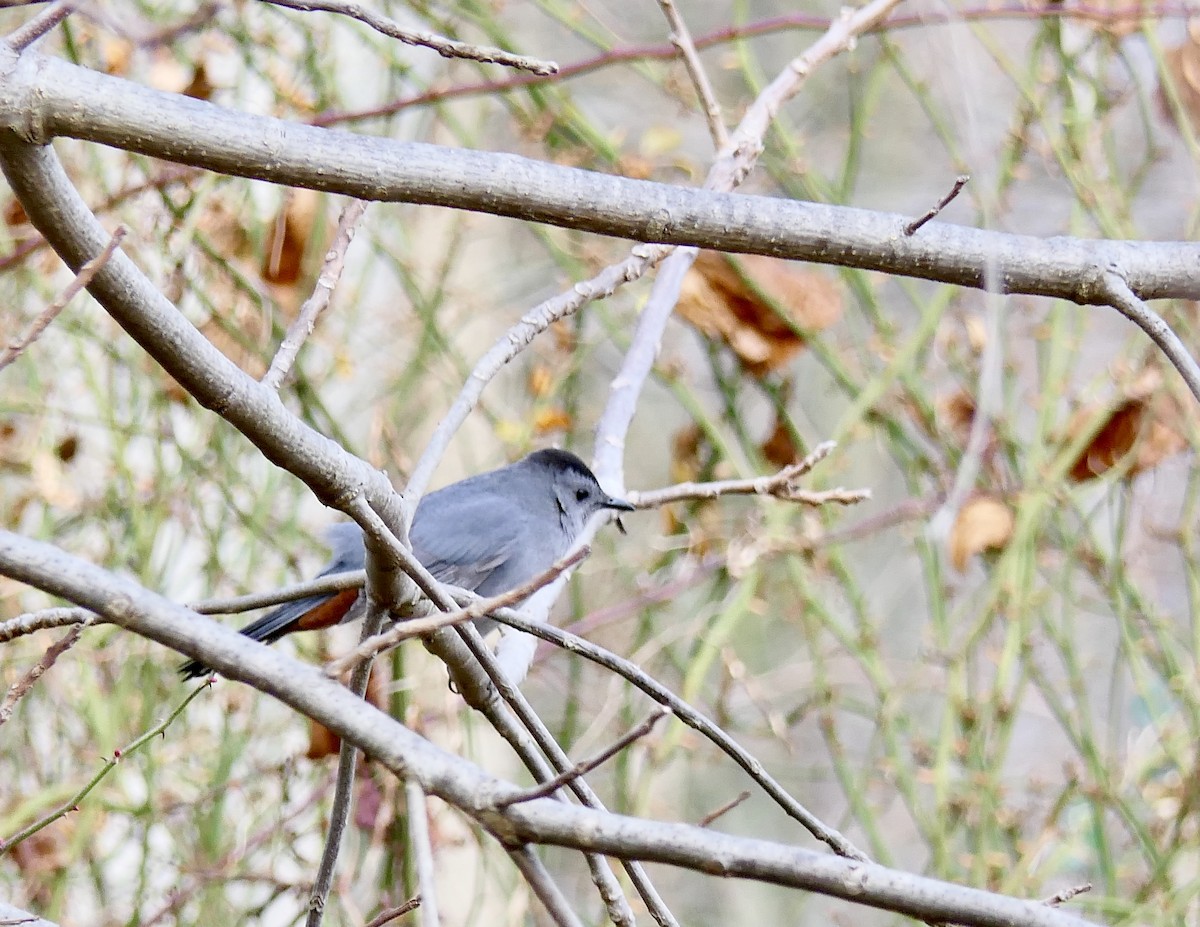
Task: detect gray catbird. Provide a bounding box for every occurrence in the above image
[180,448,634,678]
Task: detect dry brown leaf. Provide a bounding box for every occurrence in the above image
[55,434,79,463]
[306,715,341,760]
[678,251,842,377]
[4,197,28,228]
[11,819,73,873]
[937,389,977,441]
[1161,19,1200,131]
[760,416,800,468]
[308,664,385,759]
[263,188,324,288]
[949,496,1015,572]
[671,424,704,483]
[1069,397,1188,481]
[183,63,215,101]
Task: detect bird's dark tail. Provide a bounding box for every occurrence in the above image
[178,588,360,679]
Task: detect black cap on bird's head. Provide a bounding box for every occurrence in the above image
[525,448,636,530]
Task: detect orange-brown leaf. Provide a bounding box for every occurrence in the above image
[678,252,841,377]
[263,189,323,287]
[1069,393,1187,482]
[760,416,800,468]
[533,407,572,434]
[308,664,385,759]
[949,496,1015,572]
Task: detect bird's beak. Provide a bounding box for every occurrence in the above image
[603,495,636,512]
[602,494,635,535]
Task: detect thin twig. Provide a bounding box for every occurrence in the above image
[630,441,869,508]
[0,607,96,642]
[0,682,210,854]
[904,174,970,235]
[4,0,69,51]
[592,0,904,487]
[0,570,365,643]
[324,547,590,677]
[306,598,389,927]
[405,781,439,927]
[0,621,88,727]
[507,846,585,927]
[406,244,673,500]
[928,291,1003,542]
[313,3,1192,126]
[0,531,1101,927]
[471,596,869,862]
[1042,884,1092,907]
[265,199,367,389]
[363,896,420,927]
[190,570,365,615]
[496,708,670,808]
[258,0,557,75]
[656,0,727,148]
[345,494,651,926]
[697,790,751,827]
[0,226,126,373]
[1100,265,1200,404]
[0,167,196,274]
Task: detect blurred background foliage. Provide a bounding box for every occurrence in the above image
[1,0,1199,924]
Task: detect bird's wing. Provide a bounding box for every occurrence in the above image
[412,492,540,595]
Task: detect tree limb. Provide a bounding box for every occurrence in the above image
[0,47,1193,304]
[0,529,1099,927]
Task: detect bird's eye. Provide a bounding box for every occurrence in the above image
[575,488,590,502]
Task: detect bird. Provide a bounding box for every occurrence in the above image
[180,448,634,678]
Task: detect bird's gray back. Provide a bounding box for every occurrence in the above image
[318,461,567,596]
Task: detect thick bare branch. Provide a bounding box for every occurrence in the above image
[0,530,1100,927]
[0,48,1192,305]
